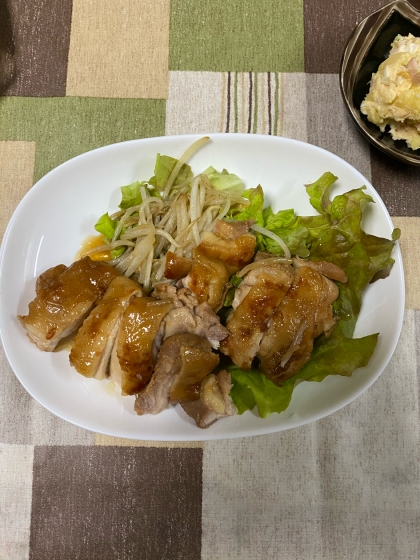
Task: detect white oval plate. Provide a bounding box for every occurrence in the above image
[0,134,404,440]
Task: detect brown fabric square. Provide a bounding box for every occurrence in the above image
[370,147,420,217]
[0,0,73,96]
[30,446,202,560]
[303,0,420,73]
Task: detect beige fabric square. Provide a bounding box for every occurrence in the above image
[165,72,307,139]
[202,311,420,559]
[165,72,224,135]
[0,445,34,560]
[0,141,35,241]
[95,434,203,448]
[66,0,170,99]
[393,216,420,310]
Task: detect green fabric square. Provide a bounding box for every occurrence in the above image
[169,0,304,72]
[0,97,166,182]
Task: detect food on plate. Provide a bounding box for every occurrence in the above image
[18,141,400,429]
[134,333,219,416]
[85,137,252,290]
[220,258,294,370]
[152,283,228,348]
[69,276,142,380]
[360,34,420,150]
[18,257,119,351]
[181,248,231,310]
[257,258,345,384]
[109,296,174,395]
[197,228,256,270]
[181,370,236,429]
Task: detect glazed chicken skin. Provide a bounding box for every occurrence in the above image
[181,248,230,310]
[212,219,255,240]
[164,251,193,281]
[198,230,256,271]
[220,254,347,382]
[170,219,257,310]
[110,297,173,396]
[18,257,119,351]
[258,261,346,384]
[220,262,294,369]
[69,276,142,380]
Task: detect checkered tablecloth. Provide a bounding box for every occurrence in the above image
[1,1,419,558]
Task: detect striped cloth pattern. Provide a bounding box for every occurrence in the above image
[1,0,420,559]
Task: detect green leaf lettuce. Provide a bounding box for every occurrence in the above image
[94,213,117,239]
[203,166,245,194]
[149,154,192,191]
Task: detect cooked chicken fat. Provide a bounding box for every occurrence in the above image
[18,257,119,351]
[181,370,236,428]
[293,257,348,284]
[69,276,142,379]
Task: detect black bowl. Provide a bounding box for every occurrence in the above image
[340,0,420,165]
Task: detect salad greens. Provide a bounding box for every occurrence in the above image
[203,166,245,194]
[228,172,400,417]
[148,154,192,190]
[94,154,194,239]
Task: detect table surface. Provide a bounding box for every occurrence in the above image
[1,1,419,559]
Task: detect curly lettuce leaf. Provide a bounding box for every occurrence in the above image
[119,181,147,210]
[148,154,192,191]
[306,188,375,257]
[229,367,294,417]
[148,187,162,199]
[229,328,378,418]
[94,213,117,239]
[305,171,337,214]
[203,166,244,194]
[232,185,264,225]
[261,207,310,257]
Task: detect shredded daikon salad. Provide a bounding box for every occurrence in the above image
[86,136,287,290]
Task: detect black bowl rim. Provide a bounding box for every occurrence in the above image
[340,0,420,166]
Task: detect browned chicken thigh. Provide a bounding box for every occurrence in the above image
[258,263,342,383]
[153,283,228,348]
[181,248,230,310]
[134,333,219,415]
[110,297,173,395]
[18,257,119,351]
[212,219,255,239]
[69,276,142,379]
[198,231,256,271]
[220,263,294,369]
